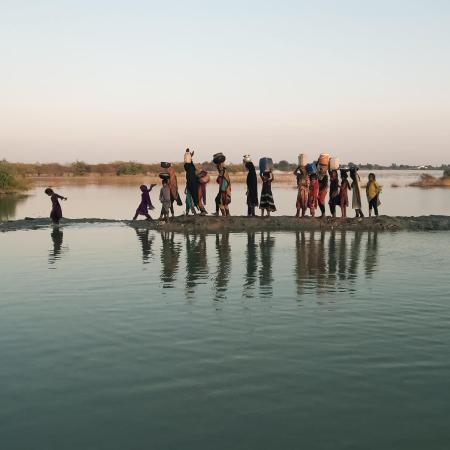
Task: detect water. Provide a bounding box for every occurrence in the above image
[1,170,449,220]
[1,226,450,449]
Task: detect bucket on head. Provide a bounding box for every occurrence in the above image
[259,157,274,175]
[318,153,330,166]
[161,162,171,169]
[184,149,192,164]
[159,172,170,180]
[329,157,340,171]
[243,154,252,164]
[298,153,308,167]
[306,163,316,175]
[213,153,226,165]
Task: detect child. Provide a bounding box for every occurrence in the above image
[159,179,172,221]
[45,188,67,225]
[133,184,155,221]
[294,166,309,217]
[328,170,340,218]
[308,173,319,217]
[317,173,328,218]
[215,162,231,216]
[339,170,351,218]
[260,170,276,217]
[366,173,382,217]
[350,167,364,218]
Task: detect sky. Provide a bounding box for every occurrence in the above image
[1,0,450,165]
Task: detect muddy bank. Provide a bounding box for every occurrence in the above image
[1,215,450,233]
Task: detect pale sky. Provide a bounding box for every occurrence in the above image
[1,0,449,165]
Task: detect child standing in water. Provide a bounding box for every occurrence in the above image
[294,166,309,217]
[366,173,382,217]
[308,173,319,217]
[260,170,276,217]
[159,178,172,221]
[133,184,155,221]
[328,170,340,218]
[45,188,67,225]
[339,170,351,218]
[350,167,364,218]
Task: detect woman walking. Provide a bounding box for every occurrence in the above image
[216,162,231,216]
[328,170,340,218]
[244,156,258,217]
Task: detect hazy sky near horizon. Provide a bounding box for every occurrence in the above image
[1,0,450,164]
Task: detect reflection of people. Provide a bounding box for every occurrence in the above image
[185,234,208,296]
[45,188,67,224]
[160,232,181,288]
[365,231,379,278]
[49,227,64,265]
[134,228,154,264]
[243,232,258,298]
[214,233,231,299]
[259,232,275,297]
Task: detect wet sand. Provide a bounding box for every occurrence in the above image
[1,215,450,233]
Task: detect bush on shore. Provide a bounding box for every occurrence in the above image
[0,160,30,193]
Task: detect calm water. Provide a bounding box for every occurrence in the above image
[1,170,449,220]
[1,226,450,449]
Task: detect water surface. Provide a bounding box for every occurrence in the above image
[1,227,449,449]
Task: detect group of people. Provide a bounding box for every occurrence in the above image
[44,151,382,225]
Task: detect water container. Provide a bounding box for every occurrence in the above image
[159,172,170,180]
[184,150,192,164]
[329,157,340,171]
[298,153,307,167]
[161,161,171,169]
[306,163,316,175]
[318,153,330,166]
[259,157,274,174]
[213,153,226,164]
[243,154,252,164]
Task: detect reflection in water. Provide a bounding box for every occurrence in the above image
[213,233,231,301]
[160,232,181,288]
[295,231,380,297]
[137,230,380,299]
[185,234,209,298]
[0,195,28,221]
[243,232,258,298]
[259,232,275,298]
[134,228,154,264]
[48,227,65,267]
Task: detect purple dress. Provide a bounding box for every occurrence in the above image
[50,194,64,223]
[136,186,154,215]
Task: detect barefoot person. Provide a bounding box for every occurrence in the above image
[184,149,200,216]
[45,188,67,225]
[216,162,231,216]
[260,170,276,217]
[244,156,258,217]
[317,172,328,218]
[159,178,172,221]
[366,173,382,217]
[328,169,340,218]
[163,162,182,217]
[339,170,351,218]
[308,172,319,217]
[133,184,155,221]
[294,166,309,218]
[350,167,364,218]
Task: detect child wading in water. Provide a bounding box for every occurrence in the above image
[159,178,172,221]
[366,173,382,217]
[133,184,155,221]
[339,170,351,218]
[294,166,309,217]
[45,188,67,224]
[260,170,276,217]
[328,170,340,218]
[350,167,364,218]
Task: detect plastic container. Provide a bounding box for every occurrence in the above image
[259,157,274,174]
[298,153,308,167]
[184,150,192,164]
[318,153,330,166]
[213,153,226,164]
[243,155,252,164]
[306,163,316,175]
[329,157,340,170]
[159,172,170,180]
[161,162,171,169]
